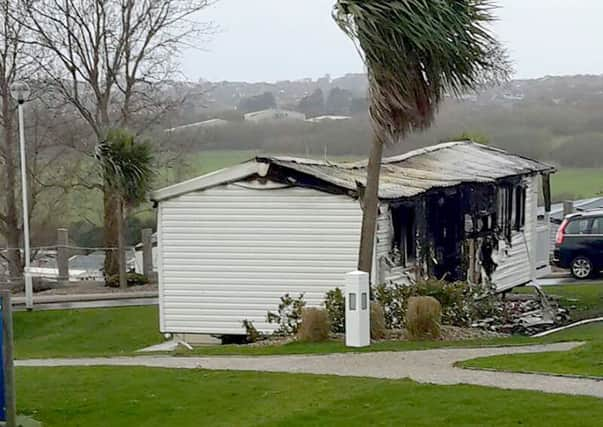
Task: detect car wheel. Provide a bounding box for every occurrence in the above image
[571,256,594,280]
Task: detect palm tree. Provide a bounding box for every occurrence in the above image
[96,129,154,288]
[333,0,510,274]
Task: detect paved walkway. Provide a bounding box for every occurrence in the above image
[17,342,603,399]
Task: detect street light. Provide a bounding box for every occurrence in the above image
[10,81,33,310]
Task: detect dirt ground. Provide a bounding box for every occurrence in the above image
[15,281,158,296]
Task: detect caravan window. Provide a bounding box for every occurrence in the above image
[498,184,527,233]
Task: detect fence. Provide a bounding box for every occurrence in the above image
[0,228,157,295]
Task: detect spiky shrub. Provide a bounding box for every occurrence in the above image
[324,288,346,333]
[297,308,331,342]
[406,296,442,340]
[267,293,306,336]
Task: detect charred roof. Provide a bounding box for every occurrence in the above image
[152,141,555,202]
[258,141,555,200]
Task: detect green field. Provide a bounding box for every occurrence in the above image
[17,367,603,426]
[551,168,603,200]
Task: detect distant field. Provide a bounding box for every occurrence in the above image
[551,168,603,200]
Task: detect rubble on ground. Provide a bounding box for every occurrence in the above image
[472,285,571,335]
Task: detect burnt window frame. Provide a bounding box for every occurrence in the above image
[497,182,527,236]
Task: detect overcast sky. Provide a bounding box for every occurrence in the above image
[180,0,603,82]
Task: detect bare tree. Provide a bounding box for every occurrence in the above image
[0,0,35,279]
[17,0,214,276]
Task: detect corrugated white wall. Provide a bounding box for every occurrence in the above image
[157,182,362,335]
[374,204,394,282]
[491,176,539,291]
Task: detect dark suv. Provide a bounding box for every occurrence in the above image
[554,210,603,279]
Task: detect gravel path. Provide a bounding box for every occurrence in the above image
[17,341,603,398]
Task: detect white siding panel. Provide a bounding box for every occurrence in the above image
[375,205,393,263]
[159,184,362,335]
[492,176,538,291]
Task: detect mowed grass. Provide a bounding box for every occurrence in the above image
[551,168,603,200]
[462,285,603,378]
[13,306,162,359]
[17,367,603,427]
[14,305,534,359]
[462,322,603,378]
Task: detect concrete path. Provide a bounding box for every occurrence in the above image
[17,342,603,399]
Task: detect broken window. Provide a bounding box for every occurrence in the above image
[392,205,417,267]
[515,186,527,230]
[497,183,527,236]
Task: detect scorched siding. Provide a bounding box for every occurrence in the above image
[158,183,362,335]
[491,176,539,291]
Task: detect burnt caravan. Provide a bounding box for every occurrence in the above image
[152,141,555,337]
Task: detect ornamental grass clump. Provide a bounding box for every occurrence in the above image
[406,296,442,340]
[297,308,331,342]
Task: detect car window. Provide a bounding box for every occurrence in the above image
[592,218,603,235]
[566,219,591,234]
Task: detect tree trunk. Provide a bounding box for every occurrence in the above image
[1,92,23,279]
[357,135,384,275]
[117,200,127,290]
[103,182,120,280]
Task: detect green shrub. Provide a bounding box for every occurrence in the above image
[297,308,330,342]
[370,303,387,340]
[375,282,415,329]
[406,296,442,340]
[106,272,149,288]
[324,288,345,333]
[267,293,306,336]
[376,278,500,329]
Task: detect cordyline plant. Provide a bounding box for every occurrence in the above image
[95,129,154,288]
[333,0,511,273]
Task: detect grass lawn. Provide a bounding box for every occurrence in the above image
[14,306,163,359]
[12,283,602,360]
[17,367,603,426]
[461,322,603,378]
[551,168,603,200]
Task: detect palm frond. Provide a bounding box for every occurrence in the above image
[95,129,155,206]
[334,0,510,143]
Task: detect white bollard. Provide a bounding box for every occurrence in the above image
[345,271,370,347]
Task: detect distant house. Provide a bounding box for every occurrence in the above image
[306,115,351,123]
[151,141,554,337]
[165,118,229,133]
[244,109,306,123]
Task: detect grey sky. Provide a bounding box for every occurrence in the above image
[181,0,603,82]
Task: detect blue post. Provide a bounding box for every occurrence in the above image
[0,291,15,427]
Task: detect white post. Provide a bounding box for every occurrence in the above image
[345,271,370,348]
[17,103,33,310]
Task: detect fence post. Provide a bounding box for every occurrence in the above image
[1,291,16,427]
[142,228,154,282]
[57,228,69,284]
[562,201,574,218]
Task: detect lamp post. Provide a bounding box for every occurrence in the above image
[10,82,33,310]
